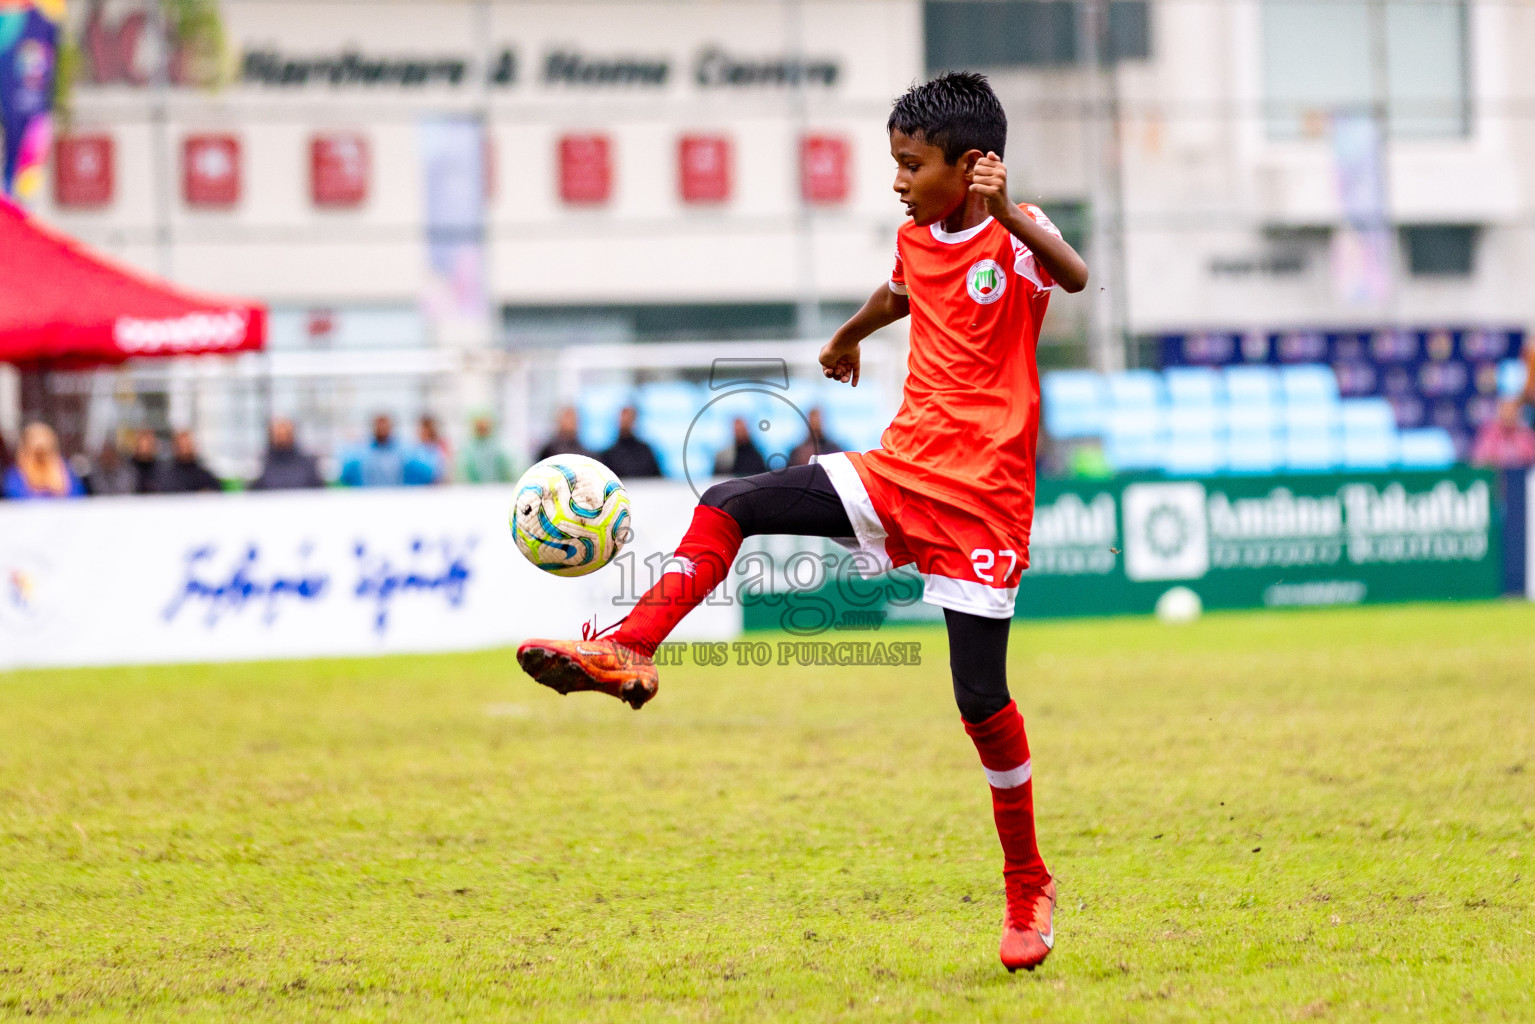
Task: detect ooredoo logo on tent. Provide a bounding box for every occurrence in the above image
[113,312,249,353]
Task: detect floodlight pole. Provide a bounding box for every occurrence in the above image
[148,1,173,280]
[786,0,820,340]
[1079,0,1129,372]
[1366,0,1397,320]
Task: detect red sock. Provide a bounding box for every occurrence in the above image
[611,504,743,658]
[963,701,1050,898]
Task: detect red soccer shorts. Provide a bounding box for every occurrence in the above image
[816,450,1026,619]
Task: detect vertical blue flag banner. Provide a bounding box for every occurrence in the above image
[1330,112,1392,308]
[0,0,62,200]
[417,116,487,324]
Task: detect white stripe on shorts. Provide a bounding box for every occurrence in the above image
[984,759,1033,790]
[920,573,1018,619]
[813,451,894,576]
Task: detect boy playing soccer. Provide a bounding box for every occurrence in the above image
[517,72,1089,972]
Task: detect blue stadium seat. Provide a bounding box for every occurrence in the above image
[637,380,705,422]
[1339,397,1397,435]
[1165,367,1223,407]
[1042,370,1107,438]
[1341,430,1399,469]
[1499,358,1528,398]
[1226,430,1281,473]
[577,383,634,453]
[1280,364,1340,405]
[1167,404,1225,435]
[1225,365,1280,406]
[1228,402,1280,434]
[1283,429,1341,472]
[818,384,891,453]
[1397,427,1457,469]
[1106,370,1165,409]
[1283,403,1340,434]
[1103,406,1166,470]
[1162,432,1224,476]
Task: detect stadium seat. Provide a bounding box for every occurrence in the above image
[1164,367,1223,407]
[637,380,705,422]
[1106,370,1165,409]
[577,383,634,453]
[1225,365,1280,406]
[1167,404,1225,435]
[1340,430,1399,469]
[1397,427,1457,469]
[1042,370,1107,438]
[818,384,890,453]
[1283,402,1340,434]
[1162,432,1225,476]
[1227,402,1280,434]
[1279,364,1340,406]
[1103,406,1167,470]
[1339,397,1397,435]
[1226,430,1281,473]
[1499,358,1528,398]
[1282,429,1341,472]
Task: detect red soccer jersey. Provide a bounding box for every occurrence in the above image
[860,203,1061,556]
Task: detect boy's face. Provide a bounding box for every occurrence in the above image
[889,129,977,226]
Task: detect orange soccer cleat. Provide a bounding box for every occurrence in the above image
[1000,877,1056,972]
[516,621,659,710]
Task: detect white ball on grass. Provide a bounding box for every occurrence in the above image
[1155,586,1203,625]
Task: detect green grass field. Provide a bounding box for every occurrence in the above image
[2,602,1533,1022]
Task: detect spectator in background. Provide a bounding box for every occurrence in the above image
[460,415,514,484]
[415,414,452,483]
[601,406,663,478]
[153,429,223,493]
[0,430,10,499]
[714,417,768,477]
[340,414,408,487]
[789,407,846,466]
[88,436,137,496]
[130,428,160,494]
[1471,399,1535,470]
[1522,340,1535,412]
[250,417,325,490]
[537,405,592,462]
[3,423,85,499]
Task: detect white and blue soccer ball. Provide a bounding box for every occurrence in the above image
[510,454,633,577]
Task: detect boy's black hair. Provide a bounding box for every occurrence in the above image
[887,71,1007,163]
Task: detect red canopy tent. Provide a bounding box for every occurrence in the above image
[0,197,266,367]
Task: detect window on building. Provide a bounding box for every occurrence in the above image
[1401,225,1477,276]
[1262,0,1469,139]
[924,1,1149,72]
[1106,2,1151,61]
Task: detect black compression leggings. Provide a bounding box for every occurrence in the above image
[701,465,1013,724]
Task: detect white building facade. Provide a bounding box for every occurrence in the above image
[11,0,1530,469]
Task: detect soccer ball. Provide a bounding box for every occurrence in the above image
[510,455,633,577]
[1154,586,1203,625]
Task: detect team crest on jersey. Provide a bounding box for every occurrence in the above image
[966,259,1006,305]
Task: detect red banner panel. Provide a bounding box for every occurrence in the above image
[678,134,731,204]
[801,134,850,204]
[54,134,114,207]
[183,134,241,207]
[558,133,611,204]
[310,133,369,207]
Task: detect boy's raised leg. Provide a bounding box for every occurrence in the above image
[516,503,743,708]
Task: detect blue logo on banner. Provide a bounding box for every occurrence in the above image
[353,536,476,633]
[163,544,330,626]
